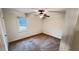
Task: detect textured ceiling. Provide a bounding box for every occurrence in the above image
[3,8,65,13]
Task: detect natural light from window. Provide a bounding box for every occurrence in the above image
[17,17,28,32]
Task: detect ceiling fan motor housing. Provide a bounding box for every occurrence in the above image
[38,9,50,18]
[38,9,44,14]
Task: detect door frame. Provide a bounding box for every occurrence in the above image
[0,9,8,51]
[59,8,79,51]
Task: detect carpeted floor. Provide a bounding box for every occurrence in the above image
[8,33,60,51]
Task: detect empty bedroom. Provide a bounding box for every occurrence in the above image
[2,8,77,51]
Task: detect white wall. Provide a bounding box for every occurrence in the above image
[3,9,64,42]
[3,9,43,42]
[43,12,64,39]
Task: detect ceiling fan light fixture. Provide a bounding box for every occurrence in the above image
[39,14,44,18]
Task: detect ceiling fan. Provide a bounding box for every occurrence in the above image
[23,8,65,19]
[38,9,50,18]
[24,9,50,19]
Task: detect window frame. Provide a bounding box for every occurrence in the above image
[17,16,28,32]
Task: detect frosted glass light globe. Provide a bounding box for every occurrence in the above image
[40,15,44,18]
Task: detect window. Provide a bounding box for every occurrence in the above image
[17,17,28,32]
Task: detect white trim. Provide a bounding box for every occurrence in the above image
[0,9,8,51]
